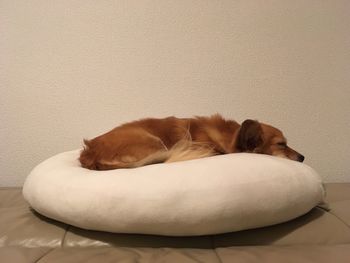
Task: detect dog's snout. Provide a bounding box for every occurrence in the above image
[298,154,305,162]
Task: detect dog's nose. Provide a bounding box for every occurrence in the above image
[298,154,305,162]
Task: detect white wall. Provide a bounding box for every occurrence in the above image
[1,0,349,186]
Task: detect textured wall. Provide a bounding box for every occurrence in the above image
[1,0,350,186]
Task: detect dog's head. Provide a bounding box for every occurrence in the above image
[236,119,304,162]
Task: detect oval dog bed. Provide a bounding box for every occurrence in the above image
[23,151,325,236]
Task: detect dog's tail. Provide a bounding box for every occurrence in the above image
[132,139,216,168]
[82,139,215,170]
[164,139,215,164]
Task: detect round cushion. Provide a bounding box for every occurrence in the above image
[23,150,325,236]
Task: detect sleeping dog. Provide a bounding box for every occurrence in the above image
[79,114,304,170]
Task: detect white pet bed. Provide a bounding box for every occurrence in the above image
[23,150,325,236]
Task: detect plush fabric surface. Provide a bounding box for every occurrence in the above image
[22,151,325,236]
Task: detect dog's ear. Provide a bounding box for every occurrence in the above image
[236,119,263,152]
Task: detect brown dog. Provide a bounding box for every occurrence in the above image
[79,114,304,170]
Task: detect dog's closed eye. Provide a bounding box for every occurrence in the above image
[276,142,287,148]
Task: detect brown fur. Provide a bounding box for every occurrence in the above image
[79,114,304,170]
